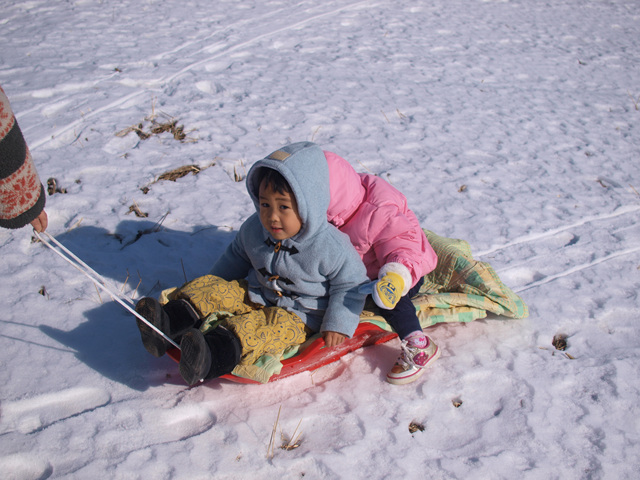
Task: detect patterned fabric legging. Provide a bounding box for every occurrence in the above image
[172,275,307,367]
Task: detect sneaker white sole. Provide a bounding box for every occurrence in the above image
[386,344,441,386]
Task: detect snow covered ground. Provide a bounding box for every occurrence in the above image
[1,0,639,478]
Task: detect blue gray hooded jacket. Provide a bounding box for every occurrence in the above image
[210,142,369,337]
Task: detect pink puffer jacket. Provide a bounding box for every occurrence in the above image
[325,150,437,289]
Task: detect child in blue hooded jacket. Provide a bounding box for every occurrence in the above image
[135,142,369,385]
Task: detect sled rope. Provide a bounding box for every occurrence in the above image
[34,231,180,350]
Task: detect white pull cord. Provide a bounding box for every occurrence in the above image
[34,230,181,350]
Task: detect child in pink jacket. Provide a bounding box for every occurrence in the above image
[325,149,439,385]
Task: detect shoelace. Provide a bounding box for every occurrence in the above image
[397,340,429,369]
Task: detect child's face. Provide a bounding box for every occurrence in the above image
[258,179,302,240]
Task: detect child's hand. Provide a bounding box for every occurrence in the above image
[323,331,347,347]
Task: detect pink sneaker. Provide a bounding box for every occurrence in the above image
[386,332,439,385]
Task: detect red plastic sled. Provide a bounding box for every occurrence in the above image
[166,322,397,384]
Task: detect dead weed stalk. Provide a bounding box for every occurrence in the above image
[267,405,304,459]
[233,159,246,182]
[141,162,216,194]
[115,99,197,143]
[628,91,640,111]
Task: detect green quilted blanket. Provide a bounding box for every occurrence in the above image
[361,230,528,328]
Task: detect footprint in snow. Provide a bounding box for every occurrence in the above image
[0,386,111,434]
[95,404,216,455]
[0,453,53,480]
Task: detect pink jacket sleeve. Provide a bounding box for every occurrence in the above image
[325,150,437,289]
[362,188,437,287]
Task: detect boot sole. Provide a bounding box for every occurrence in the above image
[179,329,212,386]
[135,297,169,357]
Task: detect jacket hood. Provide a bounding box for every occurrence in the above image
[247,142,330,241]
[325,150,366,227]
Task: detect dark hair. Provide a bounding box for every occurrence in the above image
[259,168,292,195]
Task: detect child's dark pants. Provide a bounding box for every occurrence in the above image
[379,277,424,340]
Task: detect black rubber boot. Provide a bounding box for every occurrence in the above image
[205,326,242,379]
[135,298,200,357]
[179,326,242,386]
[162,299,201,339]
